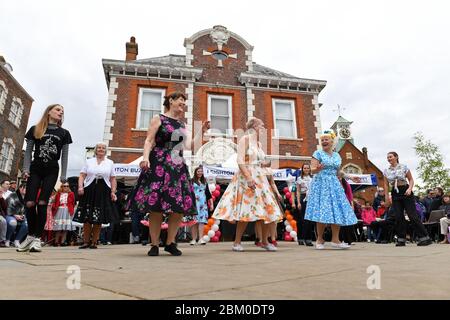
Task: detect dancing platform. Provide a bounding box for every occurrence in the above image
[0,241,448,300]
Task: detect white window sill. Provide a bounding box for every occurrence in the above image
[131,128,148,132]
[272,137,303,141]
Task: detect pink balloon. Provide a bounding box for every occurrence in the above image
[283,187,289,194]
[211,236,219,242]
[285,192,291,199]
[215,230,221,238]
[215,185,221,191]
[285,235,293,241]
[213,190,220,198]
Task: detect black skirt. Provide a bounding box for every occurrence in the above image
[73,178,118,225]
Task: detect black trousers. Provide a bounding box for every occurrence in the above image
[296,195,314,241]
[24,164,59,238]
[340,226,356,244]
[391,186,429,242]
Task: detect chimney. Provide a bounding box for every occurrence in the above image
[126,36,138,61]
[362,147,369,170]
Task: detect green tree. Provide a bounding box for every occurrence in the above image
[413,132,450,194]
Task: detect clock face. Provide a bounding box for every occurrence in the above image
[339,128,351,139]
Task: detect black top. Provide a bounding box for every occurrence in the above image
[25,125,73,169]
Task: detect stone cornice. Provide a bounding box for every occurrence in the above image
[239,72,327,93]
[102,59,203,87]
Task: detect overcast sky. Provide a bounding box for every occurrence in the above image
[1,0,449,182]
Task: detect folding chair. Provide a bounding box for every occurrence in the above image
[423,210,446,242]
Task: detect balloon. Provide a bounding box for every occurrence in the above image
[204,225,211,234]
[285,235,293,241]
[213,219,220,225]
[283,187,289,194]
[211,236,219,242]
[215,185,221,191]
[290,220,297,228]
[215,230,221,238]
[286,215,293,222]
[285,192,291,199]
[286,225,293,233]
[212,196,216,202]
[290,231,297,238]
[213,190,220,198]
[211,224,219,232]
[207,230,215,238]
[207,218,215,226]
[202,235,210,242]
[284,220,290,226]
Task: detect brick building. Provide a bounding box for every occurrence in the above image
[101,26,326,171]
[0,55,33,182]
[331,115,383,203]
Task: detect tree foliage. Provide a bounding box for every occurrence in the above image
[413,132,450,194]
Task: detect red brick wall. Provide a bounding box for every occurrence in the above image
[109,77,187,163]
[0,67,33,180]
[191,35,248,86]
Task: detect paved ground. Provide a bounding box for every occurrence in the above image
[1,241,449,300]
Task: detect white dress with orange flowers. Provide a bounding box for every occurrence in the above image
[212,142,283,223]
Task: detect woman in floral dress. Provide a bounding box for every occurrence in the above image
[212,118,283,252]
[130,92,209,256]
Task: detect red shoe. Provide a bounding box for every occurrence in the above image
[255,241,263,247]
[271,240,278,247]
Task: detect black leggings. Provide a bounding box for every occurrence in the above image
[297,195,314,241]
[391,186,428,242]
[25,165,59,238]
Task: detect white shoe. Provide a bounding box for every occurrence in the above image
[232,244,244,252]
[189,239,196,245]
[198,239,206,245]
[30,238,42,252]
[262,243,277,251]
[4,240,10,247]
[315,242,325,250]
[16,235,35,252]
[14,240,20,248]
[330,242,350,249]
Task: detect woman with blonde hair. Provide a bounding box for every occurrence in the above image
[17,104,72,252]
[73,142,118,249]
[213,117,283,252]
[305,130,360,250]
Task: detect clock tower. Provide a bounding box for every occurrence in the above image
[331,115,354,144]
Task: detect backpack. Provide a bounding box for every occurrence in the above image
[415,201,426,222]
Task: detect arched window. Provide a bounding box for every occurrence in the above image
[0,80,8,114]
[343,163,362,174]
[8,97,24,127]
[0,138,15,174]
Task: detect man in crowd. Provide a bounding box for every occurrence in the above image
[372,187,385,211]
[6,182,28,247]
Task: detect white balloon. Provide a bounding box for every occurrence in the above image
[284,220,290,226]
[286,225,293,233]
[214,219,220,226]
[290,231,297,238]
[211,224,219,232]
[202,235,210,242]
[207,230,215,238]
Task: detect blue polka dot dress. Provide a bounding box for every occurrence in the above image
[305,150,357,226]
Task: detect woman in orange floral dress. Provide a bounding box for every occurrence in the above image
[212,118,283,252]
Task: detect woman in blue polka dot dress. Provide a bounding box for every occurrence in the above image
[305,130,360,250]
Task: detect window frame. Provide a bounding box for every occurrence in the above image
[136,87,166,130]
[207,94,233,136]
[0,139,14,174]
[0,80,8,114]
[272,98,297,139]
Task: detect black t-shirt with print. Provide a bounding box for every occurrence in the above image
[25,125,73,169]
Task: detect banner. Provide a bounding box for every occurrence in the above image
[203,166,294,181]
[114,164,141,177]
[345,174,377,186]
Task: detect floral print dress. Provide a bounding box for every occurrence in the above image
[130,114,197,216]
[212,141,283,223]
[193,182,209,224]
[305,150,356,226]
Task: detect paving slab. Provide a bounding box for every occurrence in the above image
[0,242,449,300]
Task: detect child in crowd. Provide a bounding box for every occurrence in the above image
[362,201,377,242]
[376,201,386,218]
